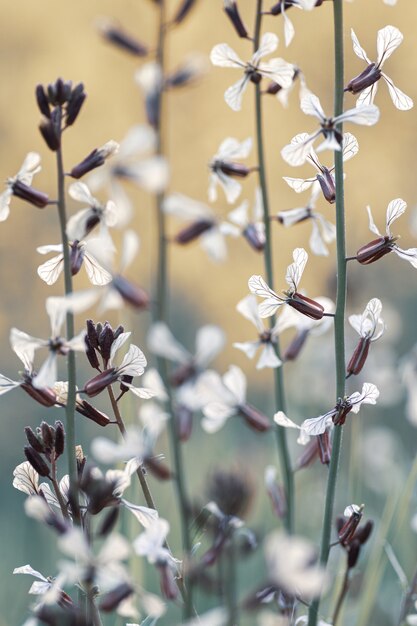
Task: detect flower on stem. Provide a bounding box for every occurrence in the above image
[335,505,373,568]
[233,294,282,369]
[275,187,336,256]
[356,198,417,267]
[37,238,112,287]
[67,181,120,240]
[268,0,318,48]
[199,365,271,433]
[84,331,154,399]
[200,500,252,567]
[346,26,413,111]
[283,132,359,202]
[347,298,385,377]
[281,92,379,166]
[36,79,86,128]
[210,33,294,111]
[301,382,380,436]
[69,140,119,179]
[249,247,325,320]
[0,153,48,221]
[226,189,266,251]
[208,136,253,204]
[13,564,72,609]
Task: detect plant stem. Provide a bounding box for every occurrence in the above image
[253,0,293,534]
[332,562,349,625]
[56,128,80,524]
[50,452,70,520]
[308,1,346,623]
[226,535,238,626]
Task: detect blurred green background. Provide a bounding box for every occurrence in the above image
[1,0,417,624]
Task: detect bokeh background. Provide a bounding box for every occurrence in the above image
[1,0,417,624]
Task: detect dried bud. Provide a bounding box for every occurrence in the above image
[40,421,54,452]
[66,83,86,126]
[173,0,198,24]
[174,219,214,244]
[346,336,371,377]
[99,582,134,612]
[356,237,392,265]
[345,63,382,95]
[316,167,336,204]
[39,115,61,151]
[35,85,51,118]
[54,421,65,457]
[70,241,85,276]
[85,340,100,370]
[86,319,99,349]
[97,506,120,537]
[21,380,57,407]
[99,322,115,364]
[84,369,119,398]
[24,427,45,453]
[243,224,265,252]
[223,0,249,39]
[238,404,270,432]
[283,328,309,361]
[112,275,150,309]
[76,400,111,427]
[11,180,49,208]
[317,431,332,464]
[69,141,119,179]
[288,293,324,320]
[24,446,50,477]
[99,20,148,56]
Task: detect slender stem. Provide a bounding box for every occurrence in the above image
[308,1,346,623]
[55,127,79,523]
[50,452,70,520]
[253,0,293,534]
[398,565,417,625]
[86,590,103,626]
[226,535,238,626]
[332,562,350,625]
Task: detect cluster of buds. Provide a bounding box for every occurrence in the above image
[80,465,121,516]
[24,421,65,479]
[85,320,124,370]
[336,505,373,569]
[37,78,86,151]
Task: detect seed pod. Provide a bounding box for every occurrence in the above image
[24,446,50,477]
[288,293,324,320]
[238,404,270,432]
[356,237,392,265]
[294,438,319,471]
[317,431,331,464]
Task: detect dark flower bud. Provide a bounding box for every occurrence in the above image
[24,445,50,477]
[347,540,361,569]
[347,336,371,377]
[175,404,194,442]
[11,180,49,208]
[99,582,134,612]
[224,0,249,38]
[243,224,265,252]
[99,21,149,56]
[39,115,61,151]
[170,362,196,387]
[356,237,392,265]
[144,91,161,129]
[66,85,86,126]
[283,328,309,361]
[85,340,100,370]
[333,400,353,426]
[76,400,111,426]
[145,456,172,481]
[353,519,374,545]
[158,563,178,600]
[238,404,270,432]
[99,322,115,363]
[338,505,363,546]
[317,431,331,465]
[207,469,252,519]
[41,421,54,452]
[86,319,99,349]
[35,603,88,626]
[112,275,150,309]
[69,241,85,276]
[345,63,382,95]
[294,438,319,471]
[54,421,65,457]
[266,81,283,95]
[24,427,45,453]
[174,219,214,244]
[52,78,72,105]
[84,369,119,398]
[69,141,118,179]
[119,374,133,394]
[97,506,120,537]
[288,293,324,320]
[173,0,198,24]
[165,62,201,89]
[35,85,51,118]
[316,167,336,204]
[216,161,251,178]
[113,325,124,340]
[249,71,262,85]
[21,380,57,407]
[270,1,294,16]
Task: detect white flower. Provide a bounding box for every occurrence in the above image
[274,411,310,445]
[269,0,318,47]
[225,189,266,251]
[283,132,359,198]
[0,152,43,221]
[277,187,336,256]
[37,238,112,287]
[210,33,294,111]
[199,366,247,433]
[233,294,282,369]
[133,518,177,568]
[67,181,120,239]
[281,92,379,166]
[349,298,385,341]
[347,26,413,111]
[13,462,39,496]
[208,137,252,203]
[301,382,380,436]
[357,198,417,268]
[10,295,92,389]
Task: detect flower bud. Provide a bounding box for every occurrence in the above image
[66,83,86,126]
[24,446,50,477]
[170,362,196,387]
[112,275,150,309]
[356,237,392,265]
[84,369,119,397]
[40,421,54,452]
[347,336,371,377]
[338,505,363,546]
[69,241,85,276]
[86,319,99,349]
[347,540,361,569]
[145,456,172,481]
[69,141,119,179]
[85,339,100,370]
[99,322,114,364]
[216,162,251,178]
[288,293,324,320]
[11,180,49,208]
[354,519,374,545]
[294,438,319,470]
[24,427,45,453]
[243,224,265,252]
[98,20,148,56]
[76,400,111,426]
[345,63,382,95]
[21,380,57,407]
[54,421,65,457]
[238,403,270,432]
[283,328,309,361]
[174,219,214,244]
[97,506,120,537]
[223,0,249,39]
[99,583,134,612]
[35,85,51,118]
[39,115,61,152]
[266,81,283,95]
[317,167,336,204]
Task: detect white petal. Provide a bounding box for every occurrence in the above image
[0,374,20,395]
[274,411,301,430]
[82,251,112,286]
[13,564,48,582]
[256,344,282,369]
[117,124,156,159]
[302,410,335,436]
[281,131,320,167]
[382,73,413,111]
[122,499,159,528]
[393,246,417,268]
[258,58,294,89]
[356,83,378,107]
[32,353,58,389]
[213,171,242,204]
[233,340,259,359]
[285,247,308,291]
[386,197,407,235]
[163,193,212,220]
[147,322,190,364]
[108,331,132,365]
[125,383,156,399]
[18,152,42,183]
[258,298,284,318]
[349,382,380,413]
[68,181,95,205]
[10,328,44,371]
[201,229,228,262]
[120,230,140,272]
[223,365,246,404]
[216,136,252,160]
[236,294,264,332]
[252,32,279,63]
[309,220,329,256]
[366,205,382,237]
[377,25,403,66]
[13,462,39,495]
[300,93,326,120]
[118,344,147,377]
[282,177,315,193]
[336,104,380,126]
[224,75,250,112]
[37,244,64,254]
[0,190,11,221]
[248,275,278,299]
[342,132,359,162]
[202,404,235,433]
[124,156,169,193]
[195,325,225,367]
[228,201,249,228]
[283,10,295,47]
[37,254,64,285]
[350,29,371,64]
[210,43,245,68]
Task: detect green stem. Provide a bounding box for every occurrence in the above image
[254,0,293,534]
[226,534,238,626]
[50,452,70,520]
[332,562,350,625]
[56,132,79,524]
[308,1,346,624]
